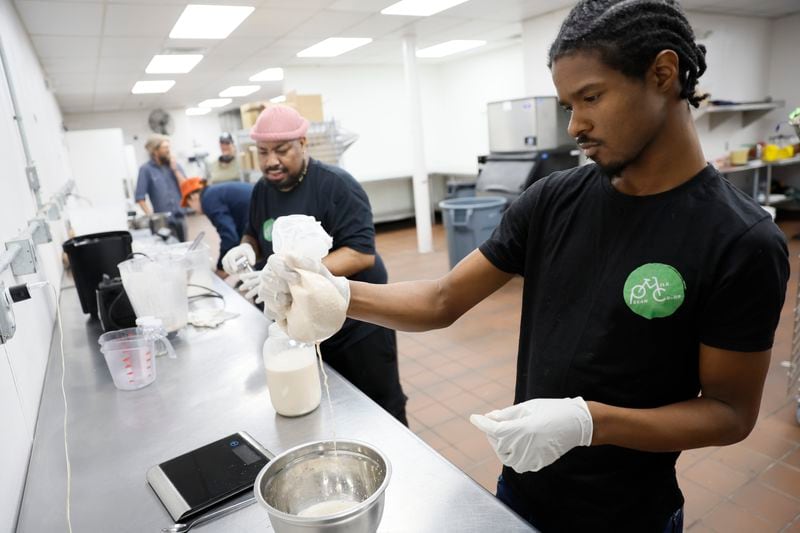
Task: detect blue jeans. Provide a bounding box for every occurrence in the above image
[496,475,684,532]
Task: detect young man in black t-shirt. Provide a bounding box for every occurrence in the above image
[221,104,407,425]
[260,2,789,531]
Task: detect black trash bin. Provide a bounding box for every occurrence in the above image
[63,231,133,317]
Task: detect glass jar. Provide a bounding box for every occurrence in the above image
[262,323,321,417]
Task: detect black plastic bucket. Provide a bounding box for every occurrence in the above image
[63,231,133,317]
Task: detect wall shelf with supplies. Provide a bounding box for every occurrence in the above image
[693,100,784,130]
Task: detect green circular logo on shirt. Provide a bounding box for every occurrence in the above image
[262,218,275,242]
[623,263,685,319]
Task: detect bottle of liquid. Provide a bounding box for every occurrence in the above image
[262,323,321,417]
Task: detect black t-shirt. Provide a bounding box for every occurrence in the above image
[244,158,385,352]
[479,163,789,532]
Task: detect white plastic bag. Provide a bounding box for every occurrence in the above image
[271,215,346,343]
[272,215,332,261]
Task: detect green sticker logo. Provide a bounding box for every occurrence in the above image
[623,263,685,319]
[262,218,275,242]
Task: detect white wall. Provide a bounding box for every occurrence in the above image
[283,43,525,180]
[521,6,572,97]
[64,128,128,205]
[0,0,72,530]
[427,44,526,174]
[62,109,225,178]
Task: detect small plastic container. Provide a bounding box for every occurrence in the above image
[263,323,321,417]
[100,340,156,391]
[98,318,175,390]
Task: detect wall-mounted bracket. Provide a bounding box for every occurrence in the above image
[28,218,52,244]
[4,239,37,276]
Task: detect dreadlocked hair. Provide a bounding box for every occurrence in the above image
[548,0,709,108]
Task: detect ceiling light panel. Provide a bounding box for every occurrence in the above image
[199,98,233,108]
[186,107,211,115]
[249,68,284,82]
[416,39,486,58]
[169,5,255,40]
[381,0,469,17]
[145,54,204,74]
[219,85,261,97]
[131,80,175,94]
[296,38,372,58]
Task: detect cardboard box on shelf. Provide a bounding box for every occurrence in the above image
[240,101,268,129]
[239,93,325,127]
[248,145,259,169]
[239,151,252,171]
[284,92,324,122]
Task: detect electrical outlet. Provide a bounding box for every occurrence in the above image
[0,282,16,344]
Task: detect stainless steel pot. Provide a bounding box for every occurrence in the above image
[148,212,171,234]
[254,440,391,533]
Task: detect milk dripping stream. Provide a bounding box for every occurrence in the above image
[315,343,337,454]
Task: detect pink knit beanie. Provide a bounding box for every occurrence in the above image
[250,104,310,142]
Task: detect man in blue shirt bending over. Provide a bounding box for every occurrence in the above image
[181,177,254,278]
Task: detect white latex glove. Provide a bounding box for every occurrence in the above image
[221,243,256,276]
[257,252,350,323]
[470,397,593,473]
[239,269,261,301]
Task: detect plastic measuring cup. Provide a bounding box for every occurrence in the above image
[98,324,176,359]
[100,340,156,391]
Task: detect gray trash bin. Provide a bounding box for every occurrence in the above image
[445,180,476,199]
[438,196,507,268]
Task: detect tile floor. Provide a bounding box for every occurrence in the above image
[189,214,800,531]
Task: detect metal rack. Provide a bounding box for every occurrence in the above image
[788,260,800,424]
[304,120,359,166]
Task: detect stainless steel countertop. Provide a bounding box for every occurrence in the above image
[16,277,534,532]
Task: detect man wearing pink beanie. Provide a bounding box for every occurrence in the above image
[221,104,407,425]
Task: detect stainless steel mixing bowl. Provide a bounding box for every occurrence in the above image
[254,440,391,533]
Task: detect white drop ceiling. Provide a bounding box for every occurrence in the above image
[12,0,800,114]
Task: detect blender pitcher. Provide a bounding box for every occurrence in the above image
[118,255,189,332]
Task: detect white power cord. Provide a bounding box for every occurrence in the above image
[48,283,72,533]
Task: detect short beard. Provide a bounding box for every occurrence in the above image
[263,159,307,192]
[158,154,170,165]
[596,159,629,179]
[265,172,302,192]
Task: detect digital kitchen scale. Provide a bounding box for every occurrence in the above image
[147,432,272,522]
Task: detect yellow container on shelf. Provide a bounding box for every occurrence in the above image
[763,144,781,162]
[730,148,750,165]
[763,144,796,162]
